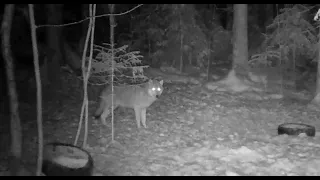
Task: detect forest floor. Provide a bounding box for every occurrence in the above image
[1,80,320,176]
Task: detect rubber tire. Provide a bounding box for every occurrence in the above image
[278,123,316,137]
[42,142,94,176]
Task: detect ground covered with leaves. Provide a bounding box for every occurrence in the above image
[1,80,320,176]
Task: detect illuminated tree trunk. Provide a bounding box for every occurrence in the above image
[213,4,250,93]
[1,4,28,176]
[233,4,248,73]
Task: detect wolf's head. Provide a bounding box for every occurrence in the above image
[146,79,164,98]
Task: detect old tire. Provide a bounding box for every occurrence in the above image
[42,142,94,176]
[278,123,316,137]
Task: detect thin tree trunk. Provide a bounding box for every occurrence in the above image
[179,17,184,72]
[226,4,233,31]
[28,4,44,176]
[264,4,274,31]
[316,43,320,95]
[311,30,320,105]
[80,4,89,54]
[46,4,63,87]
[1,4,23,176]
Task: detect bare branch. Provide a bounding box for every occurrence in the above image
[37,4,143,28]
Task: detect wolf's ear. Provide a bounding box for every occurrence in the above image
[147,79,153,84]
[159,80,163,86]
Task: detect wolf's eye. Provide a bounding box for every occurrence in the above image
[157,88,161,91]
[152,87,156,91]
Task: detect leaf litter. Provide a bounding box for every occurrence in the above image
[91,83,320,176]
[3,82,320,176]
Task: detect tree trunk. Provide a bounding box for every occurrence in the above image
[310,28,320,105]
[273,4,285,19]
[46,4,63,87]
[264,4,274,31]
[80,4,89,54]
[226,4,233,31]
[1,4,28,176]
[233,4,249,74]
[214,4,250,93]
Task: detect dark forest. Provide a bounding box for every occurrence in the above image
[1,4,320,176]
